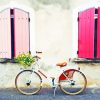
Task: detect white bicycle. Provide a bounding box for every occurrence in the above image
[15,52,87,96]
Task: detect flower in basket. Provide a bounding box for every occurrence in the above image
[15,53,35,68]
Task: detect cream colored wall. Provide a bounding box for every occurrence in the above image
[35,6,73,64]
[33,0,100,64]
[0,0,100,88]
[0,0,99,63]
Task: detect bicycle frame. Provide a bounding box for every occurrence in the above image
[15,56,87,96]
[30,59,78,88]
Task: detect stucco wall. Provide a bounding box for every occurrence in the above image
[0,0,99,62]
[0,62,100,88]
[0,0,100,88]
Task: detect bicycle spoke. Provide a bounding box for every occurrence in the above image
[59,69,87,95]
[15,70,42,95]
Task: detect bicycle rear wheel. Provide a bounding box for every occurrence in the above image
[15,70,42,95]
[59,69,87,95]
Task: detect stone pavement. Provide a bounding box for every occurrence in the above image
[0,88,100,100]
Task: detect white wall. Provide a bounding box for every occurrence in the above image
[0,0,100,63]
[35,6,73,64]
[0,0,100,88]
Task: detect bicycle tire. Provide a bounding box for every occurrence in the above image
[15,70,42,95]
[59,69,87,95]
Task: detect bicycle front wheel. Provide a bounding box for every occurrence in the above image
[59,69,87,95]
[15,70,42,95]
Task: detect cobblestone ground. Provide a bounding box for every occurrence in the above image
[0,88,100,100]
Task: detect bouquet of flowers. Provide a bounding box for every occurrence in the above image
[15,53,35,68]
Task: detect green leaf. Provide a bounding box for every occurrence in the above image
[14,53,36,68]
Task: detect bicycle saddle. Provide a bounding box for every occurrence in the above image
[56,62,67,67]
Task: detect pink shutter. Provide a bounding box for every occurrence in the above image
[97,7,100,58]
[78,8,95,58]
[0,9,11,58]
[14,9,30,57]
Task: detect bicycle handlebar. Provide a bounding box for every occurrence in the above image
[34,56,41,59]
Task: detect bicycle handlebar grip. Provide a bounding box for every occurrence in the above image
[36,51,42,54]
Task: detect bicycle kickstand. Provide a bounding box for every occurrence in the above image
[53,85,58,97]
[51,77,58,97]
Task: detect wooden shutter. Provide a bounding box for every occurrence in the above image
[78,8,95,58]
[0,9,11,58]
[14,8,30,57]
